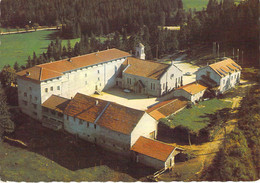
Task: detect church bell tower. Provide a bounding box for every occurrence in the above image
[135,43,145,60]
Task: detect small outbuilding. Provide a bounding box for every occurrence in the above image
[173,82,207,103]
[131,136,183,170]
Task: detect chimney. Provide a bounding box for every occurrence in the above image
[26,71,30,76]
[95,100,99,106]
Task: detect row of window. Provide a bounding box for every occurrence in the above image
[45,86,60,93]
[22,100,37,109]
[23,92,38,101]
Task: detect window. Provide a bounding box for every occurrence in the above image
[97,70,100,74]
[23,100,27,106]
[57,86,60,90]
[24,92,27,97]
[43,107,48,113]
[223,79,225,84]
[29,87,32,91]
[171,74,174,79]
[163,83,165,90]
[35,97,38,101]
[50,86,53,91]
[79,120,83,125]
[67,115,69,120]
[58,113,63,118]
[33,103,37,109]
[98,77,100,81]
[30,95,32,100]
[85,81,88,85]
[85,73,87,77]
[87,122,89,128]
[115,66,117,73]
[51,110,56,115]
[45,88,48,93]
[127,78,132,85]
[33,112,37,116]
[151,83,155,90]
[94,124,96,129]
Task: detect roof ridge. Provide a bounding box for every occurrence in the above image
[140,136,175,148]
[128,57,169,66]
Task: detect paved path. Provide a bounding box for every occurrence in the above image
[0,27,60,35]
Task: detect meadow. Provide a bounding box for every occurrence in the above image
[182,0,209,11]
[166,98,232,132]
[0,30,80,69]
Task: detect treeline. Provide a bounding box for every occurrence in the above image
[0,0,184,38]
[24,26,179,68]
[202,85,260,181]
[179,0,258,66]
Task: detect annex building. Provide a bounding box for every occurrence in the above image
[196,58,242,95]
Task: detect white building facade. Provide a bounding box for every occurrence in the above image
[17,49,131,120]
[196,58,241,95]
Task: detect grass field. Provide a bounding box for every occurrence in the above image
[165,98,232,132]
[182,0,209,11]
[0,30,80,69]
[0,112,154,181]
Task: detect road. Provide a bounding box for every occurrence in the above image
[0,27,60,35]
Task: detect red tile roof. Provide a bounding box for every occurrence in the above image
[177,82,207,95]
[63,93,145,134]
[131,136,176,161]
[17,48,131,82]
[209,58,242,77]
[123,57,170,80]
[42,95,70,113]
[147,98,188,120]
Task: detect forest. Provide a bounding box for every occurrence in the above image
[0,0,258,67]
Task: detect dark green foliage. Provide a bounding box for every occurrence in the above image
[202,85,260,181]
[0,0,184,38]
[180,0,259,66]
[0,65,16,87]
[0,88,15,133]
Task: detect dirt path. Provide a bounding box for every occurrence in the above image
[157,81,256,181]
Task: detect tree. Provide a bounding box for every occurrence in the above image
[13,62,21,72]
[0,66,16,87]
[33,23,39,31]
[25,25,30,32]
[0,88,15,135]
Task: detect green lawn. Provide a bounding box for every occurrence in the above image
[166,98,232,132]
[0,30,80,69]
[182,0,209,11]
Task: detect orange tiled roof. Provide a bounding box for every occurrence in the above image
[123,57,170,80]
[42,95,70,113]
[63,93,145,134]
[177,82,207,95]
[209,58,242,77]
[64,93,108,123]
[17,48,131,82]
[97,102,145,134]
[147,98,188,120]
[131,136,176,161]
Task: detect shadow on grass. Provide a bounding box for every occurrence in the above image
[42,30,60,40]
[5,113,155,180]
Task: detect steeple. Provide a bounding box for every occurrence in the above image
[135,43,145,60]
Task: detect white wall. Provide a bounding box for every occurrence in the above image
[123,73,160,96]
[136,153,165,170]
[196,66,221,85]
[130,113,158,146]
[219,71,241,93]
[17,77,42,120]
[160,64,183,96]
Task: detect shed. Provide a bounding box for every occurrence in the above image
[173,82,207,103]
[131,136,183,170]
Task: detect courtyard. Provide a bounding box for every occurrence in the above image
[91,87,166,111]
